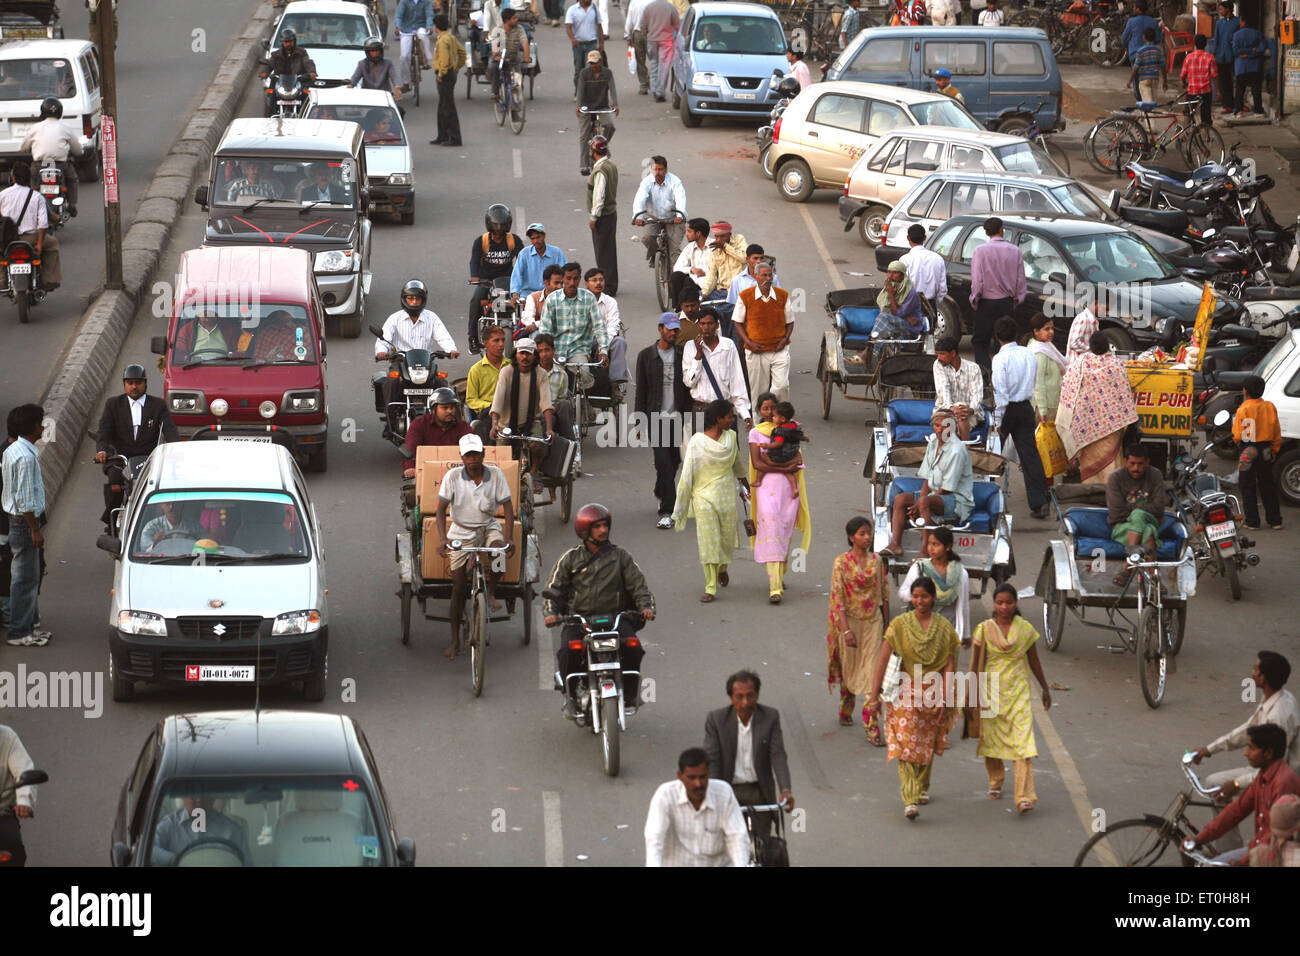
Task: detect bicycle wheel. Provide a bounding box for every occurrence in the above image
[1073,817,1181,866]
[654,246,670,312]
[509,76,526,134]
[1085,21,1124,68]
[1086,116,1147,175]
[1041,568,1067,651]
[1182,123,1225,167]
[1137,604,1167,709]
[410,50,421,107]
[399,582,412,646]
[470,587,487,697]
[1167,603,1187,656]
[493,81,506,126]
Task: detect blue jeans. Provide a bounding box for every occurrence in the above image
[7,518,40,639]
[572,40,597,95]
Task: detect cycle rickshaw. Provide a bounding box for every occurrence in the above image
[817,287,933,421]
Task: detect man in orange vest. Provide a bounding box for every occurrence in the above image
[732,262,793,402]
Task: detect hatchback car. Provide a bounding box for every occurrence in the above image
[670,2,789,127]
[0,38,101,180]
[110,710,416,867]
[268,0,379,82]
[303,87,413,224]
[768,80,981,204]
[838,127,1062,243]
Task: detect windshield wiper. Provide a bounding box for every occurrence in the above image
[181,355,234,369]
[239,197,279,214]
[241,357,272,370]
[145,553,241,564]
[234,552,308,562]
[299,200,338,216]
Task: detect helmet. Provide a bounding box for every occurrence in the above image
[364,36,384,57]
[400,279,428,315]
[484,203,512,233]
[573,503,611,541]
[431,386,458,406]
[934,68,952,79]
[775,76,800,98]
[39,97,62,120]
[590,135,609,156]
[123,363,147,381]
[279,29,297,47]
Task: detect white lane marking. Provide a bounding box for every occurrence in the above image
[797,203,846,292]
[1034,700,1115,865]
[512,148,523,179]
[542,790,563,866]
[516,206,527,233]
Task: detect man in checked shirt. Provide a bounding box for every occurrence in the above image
[1181,33,1218,126]
[645,747,750,866]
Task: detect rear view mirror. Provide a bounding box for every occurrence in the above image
[1213,409,1231,427]
[97,534,121,557]
[150,335,166,356]
[193,184,208,208]
[396,838,417,866]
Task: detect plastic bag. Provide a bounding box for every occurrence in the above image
[1036,421,1069,478]
[627,46,636,75]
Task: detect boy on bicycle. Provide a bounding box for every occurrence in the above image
[488,7,532,101]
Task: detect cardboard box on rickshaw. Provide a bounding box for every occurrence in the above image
[412,444,523,583]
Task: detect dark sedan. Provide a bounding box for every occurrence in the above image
[874,214,1246,350]
[110,710,416,867]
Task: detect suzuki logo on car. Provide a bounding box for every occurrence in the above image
[212,623,227,637]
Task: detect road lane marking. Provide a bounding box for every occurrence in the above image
[516,206,527,233]
[797,203,846,292]
[536,600,553,691]
[542,790,563,866]
[512,148,523,179]
[1034,701,1115,865]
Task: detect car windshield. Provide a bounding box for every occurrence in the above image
[909,99,981,131]
[213,157,356,206]
[992,142,1057,176]
[1050,183,1109,219]
[306,103,404,145]
[692,15,786,55]
[1061,232,1178,283]
[145,776,385,867]
[0,57,76,100]
[1255,335,1296,380]
[278,13,370,49]
[129,491,310,562]
[168,302,317,366]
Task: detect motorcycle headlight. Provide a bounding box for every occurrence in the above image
[272,609,322,635]
[691,71,721,87]
[118,610,167,637]
[591,637,619,651]
[388,173,412,186]
[315,250,353,273]
[408,366,430,385]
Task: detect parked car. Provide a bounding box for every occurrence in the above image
[873,170,1193,257]
[0,38,102,182]
[826,25,1062,135]
[837,127,1062,242]
[194,117,373,337]
[1248,330,1300,506]
[151,245,331,472]
[303,87,414,224]
[267,0,380,82]
[670,1,790,128]
[110,710,416,867]
[97,441,329,702]
[767,80,982,204]
[909,214,1247,349]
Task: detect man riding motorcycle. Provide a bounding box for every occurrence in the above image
[402,386,472,476]
[374,278,459,428]
[468,202,524,353]
[20,98,82,218]
[259,30,318,117]
[545,503,654,715]
[349,36,402,99]
[94,364,180,533]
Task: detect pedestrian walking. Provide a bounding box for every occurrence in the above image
[0,723,37,866]
[703,670,794,839]
[785,47,811,90]
[1233,375,1283,529]
[748,393,810,602]
[733,262,793,402]
[625,0,652,94]
[970,584,1051,814]
[1181,33,1218,125]
[828,516,890,744]
[672,399,748,603]
[1210,2,1239,114]
[978,0,1003,26]
[644,747,750,866]
[1231,13,1266,115]
[565,0,606,98]
[576,48,618,174]
[2,405,48,647]
[681,307,751,425]
[1128,27,1165,103]
[1120,0,1162,65]
[634,314,691,529]
[430,15,465,146]
[992,318,1050,518]
[839,0,861,48]
[1027,312,1065,423]
[586,135,619,296]
[640,0,679,101]
[968,217,1025,372]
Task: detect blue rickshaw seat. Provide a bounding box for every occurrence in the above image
[886,476,1002,534]
[1063,507,1186,561]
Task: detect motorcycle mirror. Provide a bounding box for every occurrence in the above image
[368,323,386,339]
[1213,409,1231,427]
[150,335,166,356]
[96,534,121,557]
[16,769,47,788]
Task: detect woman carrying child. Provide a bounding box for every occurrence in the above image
[748,394,812,604]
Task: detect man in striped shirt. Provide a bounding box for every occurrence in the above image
[1181,34,1218,126]
[644,747,750,866]
[1128,27,1165,104]
[222,160,281,203]
[2,405,48,647]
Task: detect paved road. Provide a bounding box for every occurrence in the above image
[2,0,263,411]
[9,12,1296,867]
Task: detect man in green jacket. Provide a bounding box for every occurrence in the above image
[587,135,620,296]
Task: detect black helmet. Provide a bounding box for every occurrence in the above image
[364,36,384,57]
[431,386,458,406]
[573,502,611,540]
[775,76,800,99]
[590,135,609,156]
[39,97,62,120]
[400,279,428,315]
[123,363,147,382]
[279,29,297,47]
[484,203,512,233]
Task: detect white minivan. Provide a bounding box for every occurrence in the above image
[98,441,329,703]
[0,39,102,180]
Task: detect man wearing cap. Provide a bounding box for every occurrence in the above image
[489,337,555,475]
[670,217,712,308]
[934,68,963,103]
[682,306,752,426]
[733,262,793,403]
[632,155,687,265]
[699,222,748,299]
[636,313,692,528]
[725,244,781,305]
[510,223,568,298]
[94,364,180,532]
[403,387,472,476]
[576,47,618,176]
[587,136,620,298]
[435,434,516,658]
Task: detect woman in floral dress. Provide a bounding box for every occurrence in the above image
[1056,331,1138,483]
[827,516,889,744]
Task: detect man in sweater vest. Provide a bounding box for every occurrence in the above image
[587,135,620,297]
[733,262,793,402]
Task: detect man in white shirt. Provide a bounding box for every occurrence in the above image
[991,317,1048,517]
[522,264,565,331]
[900,223,947,304]
[565,0,606,98]
[978,0,1004,26]
[623,0,652,94]
[20,97,83,215]
[682,306,751,425]
[669,216,711,307]
[733,262,793,402]
[631,155,687,266]
[644,747,750,866]
[374,279,459,424]
[725,244,781,305]
[0,162,59,288]
[932,336,984,440]
[584,266,628,386]
[0,723,38,866]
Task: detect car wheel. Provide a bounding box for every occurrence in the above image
[679,90,701,128]
[1100,324,1135,353]
[305,436,328,473]
[777,158,814,203]
[759,143,775,180]
[670,72,681,111]
[302,661,327,701]
[1276,448,1300,507]
[78,148,102,183]
[109,652,133,703]
[400,198,415,226]
[857,204,889,246]
[996,116,1031,136]
[936,299,962,346]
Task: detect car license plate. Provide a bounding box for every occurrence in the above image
[733,92,756,100]
[404,388,434,396]
[39,184,59,195]
[217,434,272,442]
[9,121,32,138]
[8,263,30,274]
[1206,520,1235,542]
[185,665,254,682]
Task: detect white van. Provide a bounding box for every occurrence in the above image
[98,441,329,703]
[0,38,102,180]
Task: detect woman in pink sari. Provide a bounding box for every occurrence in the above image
[748,394,812,603]
[1056,331,1138,483]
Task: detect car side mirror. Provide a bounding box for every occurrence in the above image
[150,335,166,356]
[262,38,271,52]
[97,534,121,557]
[193,184,208,208]
[359,188,370,208]
[1106,189,1121,213]
[111,841,131,867]
[396,838,416,866]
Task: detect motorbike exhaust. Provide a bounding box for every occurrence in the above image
[1246,552,1261,567]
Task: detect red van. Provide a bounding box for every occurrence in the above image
[151,247,330,471]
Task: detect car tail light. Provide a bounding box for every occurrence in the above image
[844,175,850,197]
[772,116,781,143]
[881,222,888,237]
[83,114,92,137]
[625,636,640,648]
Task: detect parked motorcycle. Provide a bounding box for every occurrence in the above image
[1,238,43,324]
[369,323,449,448]
[756,72,800,181]
[36,161,69,232]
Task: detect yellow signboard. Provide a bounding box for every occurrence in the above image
[1126,364,1195,438]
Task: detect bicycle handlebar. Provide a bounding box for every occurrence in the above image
[740,803,788,813]
[1181,751,1223,798]
[497,428,552,444]
[578,107,617,114]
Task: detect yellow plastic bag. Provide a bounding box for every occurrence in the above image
[1036,421,1069,478]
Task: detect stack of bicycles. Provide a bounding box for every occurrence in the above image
[1010,0,1125,67]
[1084,98,1225,175]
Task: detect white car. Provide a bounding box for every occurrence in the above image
[268,0,380,82]
[0,39,101,180]
[303,87,414,224]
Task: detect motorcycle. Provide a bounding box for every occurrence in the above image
[756,70,799,181]
[265,72,310,118]
[369,323,449,448]
[1,237,43,324]
[36,161,69,232]
[478,284,523,358]
[1170,411,1258,600]
[94,452,148,535]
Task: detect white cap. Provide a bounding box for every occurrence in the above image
[459,434,484,455]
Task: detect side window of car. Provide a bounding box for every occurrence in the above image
[959,228,989,264]
[1284,367,1300,398]
[952,182,993,216]
[866,101,907,137]
[852,37,910,72]
[127,731,159,840]
[86,49,101,91]
[927,181,955,220]
[922,41,986,76]
[681,10,694,40]
[949,145,986,171]
[906,178,944,218]
[1017,233,1067,282]
[993,41,1046,76]
[1004,186,1053,212]
[866,140,893,172]
[931,222,963,258]
[884,139,906,174]
[904,139,943,176]
[809,93,867,133]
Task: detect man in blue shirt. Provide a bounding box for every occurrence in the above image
[1209,1,1239,114]
[2,404,48,646]
[510,223,567,296]
[394,0,435,93]
[1231,13,1266,115]
[1120,0,1162,64]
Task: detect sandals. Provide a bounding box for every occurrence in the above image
[1017,802,1034,815]
[987,788,1002,799]
[880,545,903,558]
[839,715,854,726]
[919,792,930,806]
[718,570,729,588]
[904,804,919,820]
[699,593,715,603]
[769,593,782,604]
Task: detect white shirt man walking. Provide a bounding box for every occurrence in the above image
[645,747,750,866]
[682,306,752,425]
[900,222,947,305]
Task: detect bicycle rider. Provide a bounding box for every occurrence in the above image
[631,154,687,266]
[394,0,435,94]
[576,49,617,176]
[487,7,532,101]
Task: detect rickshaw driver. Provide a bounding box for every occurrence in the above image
[882,408,974,557]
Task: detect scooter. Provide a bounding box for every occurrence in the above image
[0,238,43,324]
[369,323,449,448]
[36,160,70,232]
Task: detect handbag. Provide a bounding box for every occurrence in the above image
[1035,421,1069,478]
[879,652,903,704]
[0,187,35,246]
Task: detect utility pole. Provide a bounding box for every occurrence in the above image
[92,0,123,289]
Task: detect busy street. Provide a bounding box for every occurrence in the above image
[0,0,1297,898]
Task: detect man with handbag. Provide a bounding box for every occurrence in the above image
[0,162,60,290]
[681,307,751,429]
[703,669,793,841]
[635,313,692,529]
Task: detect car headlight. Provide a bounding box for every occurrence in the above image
[210,398,229,418]
[691,71,721,87]
[408,366,430,385]
[118,610,167,637]
[388,173,412,186]
[283,390,321,413]
[315,250,353,273]
[259,400,277,419]
[168,391,205,414]
[272,610,322,635]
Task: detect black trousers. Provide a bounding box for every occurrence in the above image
[592,212,619,297]
[668,271,698,309]
[468,281,492,349]
[1216,62,1235,109]
[543,0,563,17]
[556,619,645,702]
[1190,91,1212,126]
[1238,442,1282,527]
[1235,70,1263,113]
[436,71,462,144]
[101,463,126,529]
[651,416,682,515]
[1001,400,1048,511]
[0,816,25,866]
[972,296,1013,374]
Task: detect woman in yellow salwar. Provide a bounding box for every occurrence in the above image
[970,584,1052,815]
[868,576,959,820]
[673,399,749,603]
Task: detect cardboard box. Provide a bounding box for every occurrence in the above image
[414,444,515,500]
[421,517,524,583]
[417,458,523,519]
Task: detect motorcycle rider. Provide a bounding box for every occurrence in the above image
[94,364,180,533]
[374,279,459,437]
[259,30,318,117]
[545,503,654,716]
[20,98,82,219]
[468,203,525,352]
[0,162,60,291]
[349,36,402,99]
[403,386,472,476]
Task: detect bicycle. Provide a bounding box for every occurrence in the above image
[1084,98,1225,176]
[740,802,791,867]
[578,106,615,164]
[999,98,1070,175]
[399,30,425,106]
[1010,0,1124,66]
[447,538,511,697]
[632,208,684,312]
[1073,752,1229,866]
[491,49,527,135]
[559,357,605,443]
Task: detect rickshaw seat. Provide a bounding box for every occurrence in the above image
[1064,507,1185,560]
[886,399,991,444]
[886,477,1002,534]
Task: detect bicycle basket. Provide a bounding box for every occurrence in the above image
[754,834,790,867]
